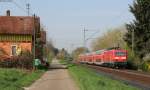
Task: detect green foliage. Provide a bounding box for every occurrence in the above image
[59,59,69,65]
[72,47,88,61]
[57,48,69,60]
[16,70,44,86]
[59,57,73,66]
[127,56,141,70]
[47,53,53,63]
[124,0,150,58]
[35,40,44,60]
[139,60,150,72]
[124,45,139,70]
[0,51,33,69]
[46,40,59,63]
[68,65,138,90]
[0,68,44,90]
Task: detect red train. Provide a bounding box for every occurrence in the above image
[78,48,127,68]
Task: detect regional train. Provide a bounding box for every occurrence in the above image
[78,48,127,68]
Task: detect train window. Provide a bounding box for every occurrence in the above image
[115,52,126,56]
[96,59,101,62]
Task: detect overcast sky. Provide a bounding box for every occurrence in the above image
[0,0,134,52]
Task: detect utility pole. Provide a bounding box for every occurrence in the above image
[83,27,86,48]
[82,26,100,53]
[83,27,88,51]
[132,28,134,54]
[82,26,87,53]
[26,3,30,16]
[33,14,36,60]
[70,43,74,52]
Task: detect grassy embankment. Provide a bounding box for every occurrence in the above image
[59,59,139,90]
[0,68,44,90]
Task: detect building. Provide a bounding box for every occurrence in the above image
[0,10,41,59]
[36,30,47,61]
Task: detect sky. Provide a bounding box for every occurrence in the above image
[0,0,134,52]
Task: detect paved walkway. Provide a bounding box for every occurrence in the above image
[25,59,79,90]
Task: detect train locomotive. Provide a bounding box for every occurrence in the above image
[78,48,127,68]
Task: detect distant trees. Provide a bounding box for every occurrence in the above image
[72,47,88,60]
[56,47,89,61]
[46,40,59,62]
[124,0,150,59]
[91,26,126,51]
[57,48,69,60]
[39,25,58,62]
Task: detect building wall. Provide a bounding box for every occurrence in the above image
[0,42,32,57]
[0,34,32,42]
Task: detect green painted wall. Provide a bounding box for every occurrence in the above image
[0,34,32,42]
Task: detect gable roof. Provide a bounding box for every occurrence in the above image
[0,16,40,35]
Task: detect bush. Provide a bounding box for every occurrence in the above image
[141,54,150,71]
[0,51,33,69]
[140,61,150,72]
[126,54,140,70]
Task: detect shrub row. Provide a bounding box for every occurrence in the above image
[140,61,150,72]
[0,56,33,69]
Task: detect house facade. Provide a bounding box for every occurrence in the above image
[0,11,41,58]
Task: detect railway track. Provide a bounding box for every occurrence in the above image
[83,64,150,90]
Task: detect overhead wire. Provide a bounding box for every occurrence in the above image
[12,0,33,15]
[85,5,131,42]
[89,2,150,49]
[12,1,27,13]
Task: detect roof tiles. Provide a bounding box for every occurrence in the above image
[0,16,39,35]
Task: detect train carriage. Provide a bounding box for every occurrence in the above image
[86,53,93,64]
[94,50,105,65]
[78,48,127,68]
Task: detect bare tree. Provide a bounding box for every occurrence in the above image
[91,26,126,51]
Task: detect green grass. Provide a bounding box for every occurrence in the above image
[59,59,68,65]
[68,64,139,90]
[0,68,45,90]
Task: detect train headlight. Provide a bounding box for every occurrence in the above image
[121,57,126,59]
[115,57,119,59]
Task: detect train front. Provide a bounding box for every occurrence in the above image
[114,50,127,67]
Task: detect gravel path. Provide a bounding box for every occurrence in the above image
[86,64,150,90]
[25,59,79,90]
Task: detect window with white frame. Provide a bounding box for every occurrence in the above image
[11,45,17,56]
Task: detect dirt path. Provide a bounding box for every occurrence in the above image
[25,59,79,90]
